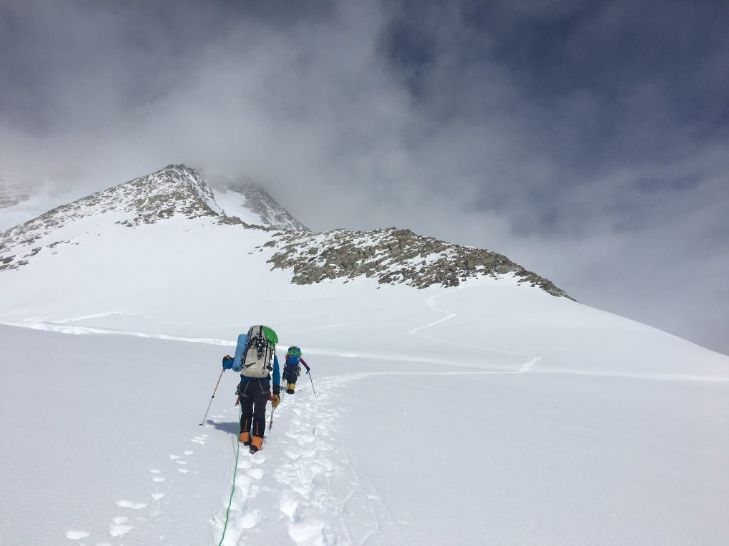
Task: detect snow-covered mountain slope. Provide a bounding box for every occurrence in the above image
[0,164,564,296]
[2,280,728,546]
[0,164,232,272]
[1,164,728,545]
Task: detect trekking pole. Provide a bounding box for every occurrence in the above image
[307,371,317,397]
[198,368,225,426]
[269,405,276,430]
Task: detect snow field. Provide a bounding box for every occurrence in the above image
[0,325,232,545]
[2,214,729,544]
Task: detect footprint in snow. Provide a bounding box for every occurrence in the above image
[279,491,299,520]
[109,516,133,538]
[64,529,90,540]
[288,519,326,544]
[246,468,264,480]
[149,491,165,517]
[116,499,147,510]
[274,466,314,499]
[235,476,261,499]
[296,435,315,446]
[238,509,261,529]
[284,446,303,460]
[234,475,254,497]
[177,468,190,474]
[312,487,340,514]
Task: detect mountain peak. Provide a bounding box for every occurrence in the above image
[0,164,312,272]
[0,164,230,272]
[112,164,223,226]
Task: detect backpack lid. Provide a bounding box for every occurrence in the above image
[261,326,278,345]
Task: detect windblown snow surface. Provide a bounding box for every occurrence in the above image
[1,215,728,545]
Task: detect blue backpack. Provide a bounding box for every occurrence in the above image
[285,346,302,367]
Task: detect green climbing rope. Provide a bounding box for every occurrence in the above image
[217,408,242,546]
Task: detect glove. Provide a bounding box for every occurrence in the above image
[272,394,280,408]
[222,355,233,370]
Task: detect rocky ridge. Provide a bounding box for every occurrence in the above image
[265,228,571,297]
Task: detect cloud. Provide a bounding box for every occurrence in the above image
[1,0,728,354]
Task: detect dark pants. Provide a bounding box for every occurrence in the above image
[283,365,300,385]
[238,379,270,438]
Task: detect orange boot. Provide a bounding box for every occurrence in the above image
[250,436,264,453]
[239,431,250,445]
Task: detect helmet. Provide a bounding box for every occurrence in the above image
[287,346,302,357]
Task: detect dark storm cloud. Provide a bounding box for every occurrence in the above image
[0,0,336,131]
[381,0,729,225]
[372,1,729,357]
[1,0,728,354]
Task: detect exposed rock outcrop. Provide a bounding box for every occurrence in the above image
[266,227,571,297]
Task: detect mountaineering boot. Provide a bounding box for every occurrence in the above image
[249,436,264,454]
[286,382,295,395]
[239,431,251,446]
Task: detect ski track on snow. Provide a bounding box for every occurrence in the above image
[1,319,236,347]
[10,296,728,383]
[408,286,539,360]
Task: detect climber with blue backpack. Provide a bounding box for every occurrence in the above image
[222,325,281,453]
[282,346,311,395]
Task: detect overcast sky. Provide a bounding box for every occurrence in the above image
[1,0,728,354]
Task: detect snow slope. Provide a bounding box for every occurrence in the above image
[1,170,729,545]
[210,180,307,231]
[2,280,728,545]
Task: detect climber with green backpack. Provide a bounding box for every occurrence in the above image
[282,346,311,394]
[222,325,281,453]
